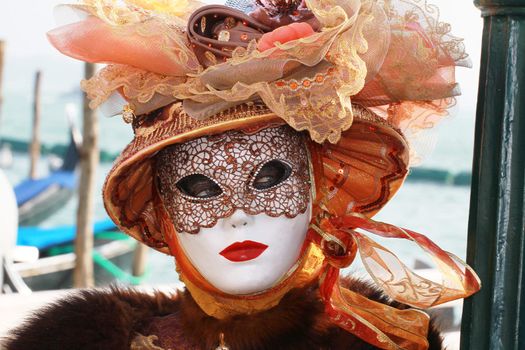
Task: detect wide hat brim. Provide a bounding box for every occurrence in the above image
[103,102,409,254]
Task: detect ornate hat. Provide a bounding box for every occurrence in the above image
[48,0,461,254]
[49,1,480,349]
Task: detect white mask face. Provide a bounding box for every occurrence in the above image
[175,207,311,295]
[157,126,312,295]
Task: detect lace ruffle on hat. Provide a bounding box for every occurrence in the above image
[49,0,467,156]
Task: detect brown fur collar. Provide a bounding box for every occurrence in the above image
[2,286,180,350]
[2,278,443,350]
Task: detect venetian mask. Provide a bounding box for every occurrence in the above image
[156,125,312,295]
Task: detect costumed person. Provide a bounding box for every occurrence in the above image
[3,0,481,349]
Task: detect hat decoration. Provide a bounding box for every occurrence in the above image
[48,0,466,150]
[48,1,480,349]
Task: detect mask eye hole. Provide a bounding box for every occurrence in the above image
[176,174,222,199]
[252,160,292,191]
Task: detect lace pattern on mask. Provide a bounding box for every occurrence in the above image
[156,126,310,234]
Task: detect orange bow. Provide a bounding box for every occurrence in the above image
[310,213,480,350]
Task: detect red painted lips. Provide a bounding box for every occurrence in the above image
[219,241,268,262]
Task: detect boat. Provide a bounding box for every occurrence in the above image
[0,168,19,293]
[1,124,146,293]
[2,219,145,293]
[14,219,143,291]
[14,122,81,226]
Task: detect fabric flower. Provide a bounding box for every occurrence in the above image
[257,22,315,51]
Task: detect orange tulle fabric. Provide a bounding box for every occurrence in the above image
[48,0,468,151]
[47,11,199,76]
[310,213,480,350]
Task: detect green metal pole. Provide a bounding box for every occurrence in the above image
[461,1,525,349]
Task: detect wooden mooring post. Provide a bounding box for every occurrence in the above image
[29,71,42,179]
[461,1,525,349]
[132,243,149,277]
[74,63,99,288]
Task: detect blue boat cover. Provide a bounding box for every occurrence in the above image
[17,219,117,250]
[14,171,76,206]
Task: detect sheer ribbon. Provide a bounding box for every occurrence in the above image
[310,213,480,350]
